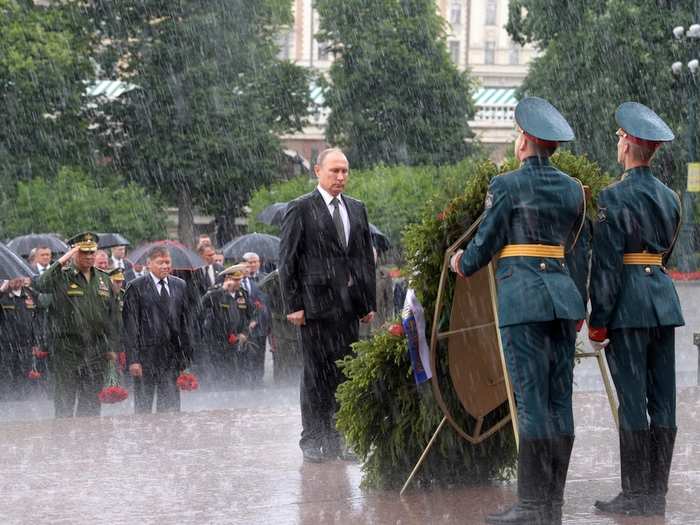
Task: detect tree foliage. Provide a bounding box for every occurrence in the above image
[0,167,167,243]
[315,0,476,168]
[507,0,696,188]
[91,0,311,244]
[0,0,93,183]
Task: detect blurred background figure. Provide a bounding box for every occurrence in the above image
[110,245,133,273]
[94,250,110,271]
[29,246,53,275]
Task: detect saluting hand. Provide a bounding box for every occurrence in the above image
[58,246,80,266]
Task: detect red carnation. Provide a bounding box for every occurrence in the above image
[254,300,264,310]
[34,350,49,360]
[27,370,42,380]
[98,360,129,404]
[98,385,129,404]
[388,323,404,337]
[228,332,238,345]
[176,371,199,391]
[437,212,445,221]
[118,352,127,372]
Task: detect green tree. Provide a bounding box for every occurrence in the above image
[91,0,311,246]
[315,0,476,169]
[0,0,93,184]
[507,0,695,187]
[0,167,167,243]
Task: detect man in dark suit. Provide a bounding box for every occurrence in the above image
[195,242,225,295]
[123,245,193,413]
[279,147,376,463]
[110,245,133,275]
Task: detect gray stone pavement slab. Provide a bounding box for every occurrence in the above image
[0,387,699,524]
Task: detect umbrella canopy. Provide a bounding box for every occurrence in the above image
[222,233,281,263]
[7,233,68,258]
[256,202,289,226]
[0,242,36,280]
[128,240,205,270]
[97,233,131,249]
[369,223,391,252]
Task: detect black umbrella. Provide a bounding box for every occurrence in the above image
[369,223,391,252]
[97,233,131,249]
[0,242,36,280]
[7,233,68,257]
[256,202,288,226]
[128,240,205,270]
[222,233,281,263]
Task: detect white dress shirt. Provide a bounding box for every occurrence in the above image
[149,272,170,295]
[317,185,350,246]
[111,256,125,270]
[35,264,47,275]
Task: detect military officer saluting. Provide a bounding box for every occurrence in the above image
[35,232,119,418]
[450,97,587,525]
[589,103,684,517]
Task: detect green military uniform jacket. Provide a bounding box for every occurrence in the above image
[460,156,587,327]
[35,261,119,368]
[590,166,684,329]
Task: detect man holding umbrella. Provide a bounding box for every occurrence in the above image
[35,232,120,418]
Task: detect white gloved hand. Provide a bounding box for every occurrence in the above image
[590,338,610,353]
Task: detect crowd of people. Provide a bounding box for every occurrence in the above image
[0,233,289,413]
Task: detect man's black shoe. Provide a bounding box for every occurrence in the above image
[302,447,325,463]
[485,502,549,524]
[645,495,666,516]
[594,493,646,516]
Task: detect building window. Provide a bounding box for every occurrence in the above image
[509,44,520,65]
[276,30,293,60]
[317,41,331,61]
[484,41,496,65]
[486,0,497,26]
[449,41,460,64]
[450,1,462,25]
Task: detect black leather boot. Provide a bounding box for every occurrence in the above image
[486,438,552,524]
[549,435,574,525]
[594,430,650,516]
[646,425,677,516]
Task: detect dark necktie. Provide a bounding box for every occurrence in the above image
[159,279,169,302]
[331,197,346,249]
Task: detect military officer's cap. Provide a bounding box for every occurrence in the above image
[515,96,575,147]
[615,102,674,149]
[67,232,99,252]
[108,268,125,281]
[220,263,248,280]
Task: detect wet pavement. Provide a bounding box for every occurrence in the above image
[0,386,699,524]
[0,282,698,524]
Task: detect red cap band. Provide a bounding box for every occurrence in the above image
[621,129,661,150]
[522,131,559,149]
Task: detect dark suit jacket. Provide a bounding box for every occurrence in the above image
[196,263,225,294]
[279,189,376,321]
[122,273,193,371]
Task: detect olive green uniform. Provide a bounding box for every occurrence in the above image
[36,261,119,417]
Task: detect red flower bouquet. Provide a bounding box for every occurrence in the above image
[176,370,199,391]
[27,369,42,380]
[97,361,129,404]
[228,332,238,345]
[388,323,404,337]
[32,347,49,359]
[118,352,127,372]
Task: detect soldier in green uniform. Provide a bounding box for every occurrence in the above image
[35,232,120,418]
[199,264,252,386]
[0,277,42,399]
[109,267,128,373]
[450,97,588,525]
[589,102,684,517]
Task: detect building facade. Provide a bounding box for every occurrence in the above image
[279,0,535,159]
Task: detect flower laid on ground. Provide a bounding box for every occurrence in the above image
[388,323,404,337]
[176,370,199,391]
[98,360,129,404]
